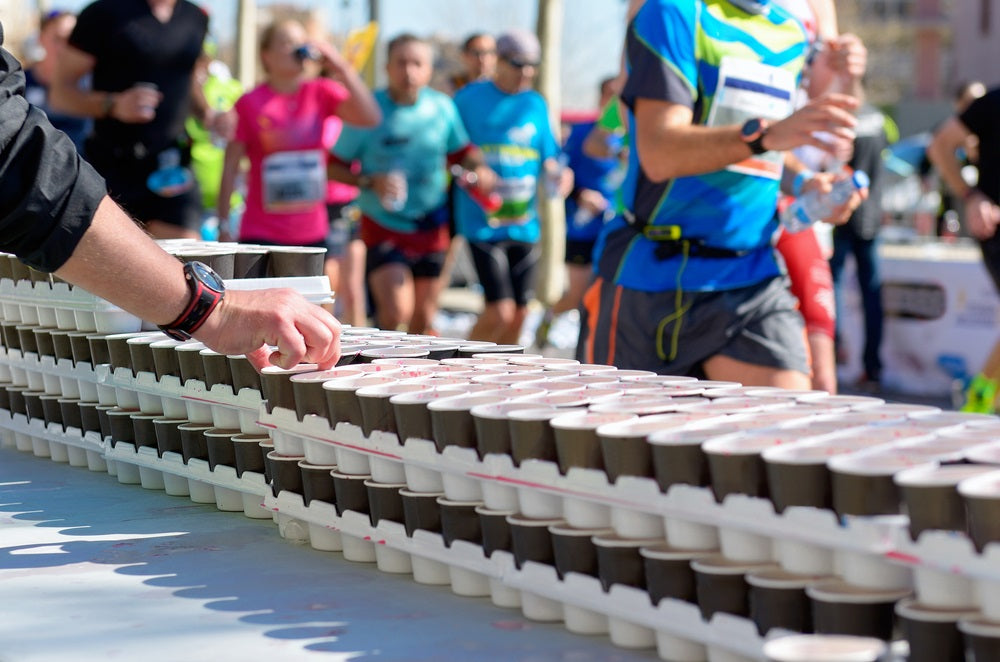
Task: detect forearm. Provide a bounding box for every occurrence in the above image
[928,137,973,199]
[54,197,188,326]
[640,124,750,181]
[50,82,114,119]
[328,160,364,187]
[583,127,618,159]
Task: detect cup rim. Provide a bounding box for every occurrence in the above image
[260,363,319,376]
[893,463,995,488]
[505,515,566,527]
[426,393,510,411]
[549,410,637,430]
[957,468,1000,499]
[298,460,339,470]
[591,534,665,548]
[805,578,912,603]
[893,597,980,622]
[398,488,446,498]
[548,525,615,537]
[639,544,719,561]
[745,568,832,589]
[690,556,778,575]
[595,414,692,439]
[266,450,305,460]
[362,479,407,488]
[957,617,1000,637]
[330,470,372,480]
[435,496,485,507]
[474,505,518,516]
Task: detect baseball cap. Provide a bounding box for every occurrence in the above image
[496,29,540,64]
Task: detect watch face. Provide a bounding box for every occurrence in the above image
[741,118,762,140]
[191,261,225,291]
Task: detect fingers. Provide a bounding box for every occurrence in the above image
[245,345,274,372]
[296,308,342,369]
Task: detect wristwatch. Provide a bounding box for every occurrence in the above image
[740,118,770,155]
[159,261,226,341]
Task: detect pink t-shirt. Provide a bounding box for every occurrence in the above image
[234,77,349,244]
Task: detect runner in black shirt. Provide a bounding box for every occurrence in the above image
[928,86,1000,412]
[51,0,218,239]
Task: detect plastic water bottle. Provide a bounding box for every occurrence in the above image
[381,167,407,212]
[781,170,870,233]
[545,153,569,199]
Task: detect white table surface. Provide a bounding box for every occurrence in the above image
[0,448,655,662]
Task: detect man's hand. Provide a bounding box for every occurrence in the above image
[823,33,867,81]
[799,170,868,226]
[369,173,406,202]
[765,94,859,154]
[194,288,342,371]
[472,164,498,194]
[111,84,163,123]
[966,190,1000,240]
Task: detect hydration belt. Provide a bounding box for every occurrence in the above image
[623,209,754,260]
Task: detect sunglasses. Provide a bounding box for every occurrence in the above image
[502,57,539,70]
[466,48,496,57]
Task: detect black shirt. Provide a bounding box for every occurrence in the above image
[70,0,208,157]
[0,23,105,271]
[960,87,1000,205]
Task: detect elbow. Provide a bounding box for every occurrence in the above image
[359,106,382,128]
[925,136,947,170]
[640,159,676,183]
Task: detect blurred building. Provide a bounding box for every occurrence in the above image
[951,0,1000,90]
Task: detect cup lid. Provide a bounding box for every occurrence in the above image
[893,462,995,488]
[426,393,510,411]
[956,468,1000,499]
[595,414,692,440]
[549,410,636,430]
[827,450,935,477]
[507,406,588,422]
[689,554,777,575]
[260,363,319,375]
[289,367,365,383]
[893,597,980,622]
[805,578,912,603]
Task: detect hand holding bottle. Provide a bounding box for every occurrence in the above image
[781,168,869,233]
[451,164,502,214]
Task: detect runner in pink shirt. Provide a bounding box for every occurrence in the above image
[217,19,379,246]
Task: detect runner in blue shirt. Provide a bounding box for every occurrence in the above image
[331,34,493,334]
[453,30,571,345]
[580,0,865,388]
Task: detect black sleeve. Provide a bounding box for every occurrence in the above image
[0,45,106,272]
[620,7,697,115]
[959,88,1000,144]
[68,0,108,58]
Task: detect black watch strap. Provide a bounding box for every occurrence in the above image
[159,261,225,341]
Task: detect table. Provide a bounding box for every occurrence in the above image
[0,447,654,662]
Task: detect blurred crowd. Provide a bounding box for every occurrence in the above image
[16,0,1000,408]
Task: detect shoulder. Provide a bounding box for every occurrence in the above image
[179,1,210,26]
[454,80,490,104]
[422,87,458,111]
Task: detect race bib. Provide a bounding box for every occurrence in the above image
[488,175,536,226]
[262,149,325,213]
[706,57,796,180]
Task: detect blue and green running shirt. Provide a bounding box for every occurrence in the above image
[595,0,809,292]
[333,87,469,233]
[453,81,559,243]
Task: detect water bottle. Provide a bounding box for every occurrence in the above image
[381,164,407,212]
[545,153,569,199]
[781,170,870,233]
